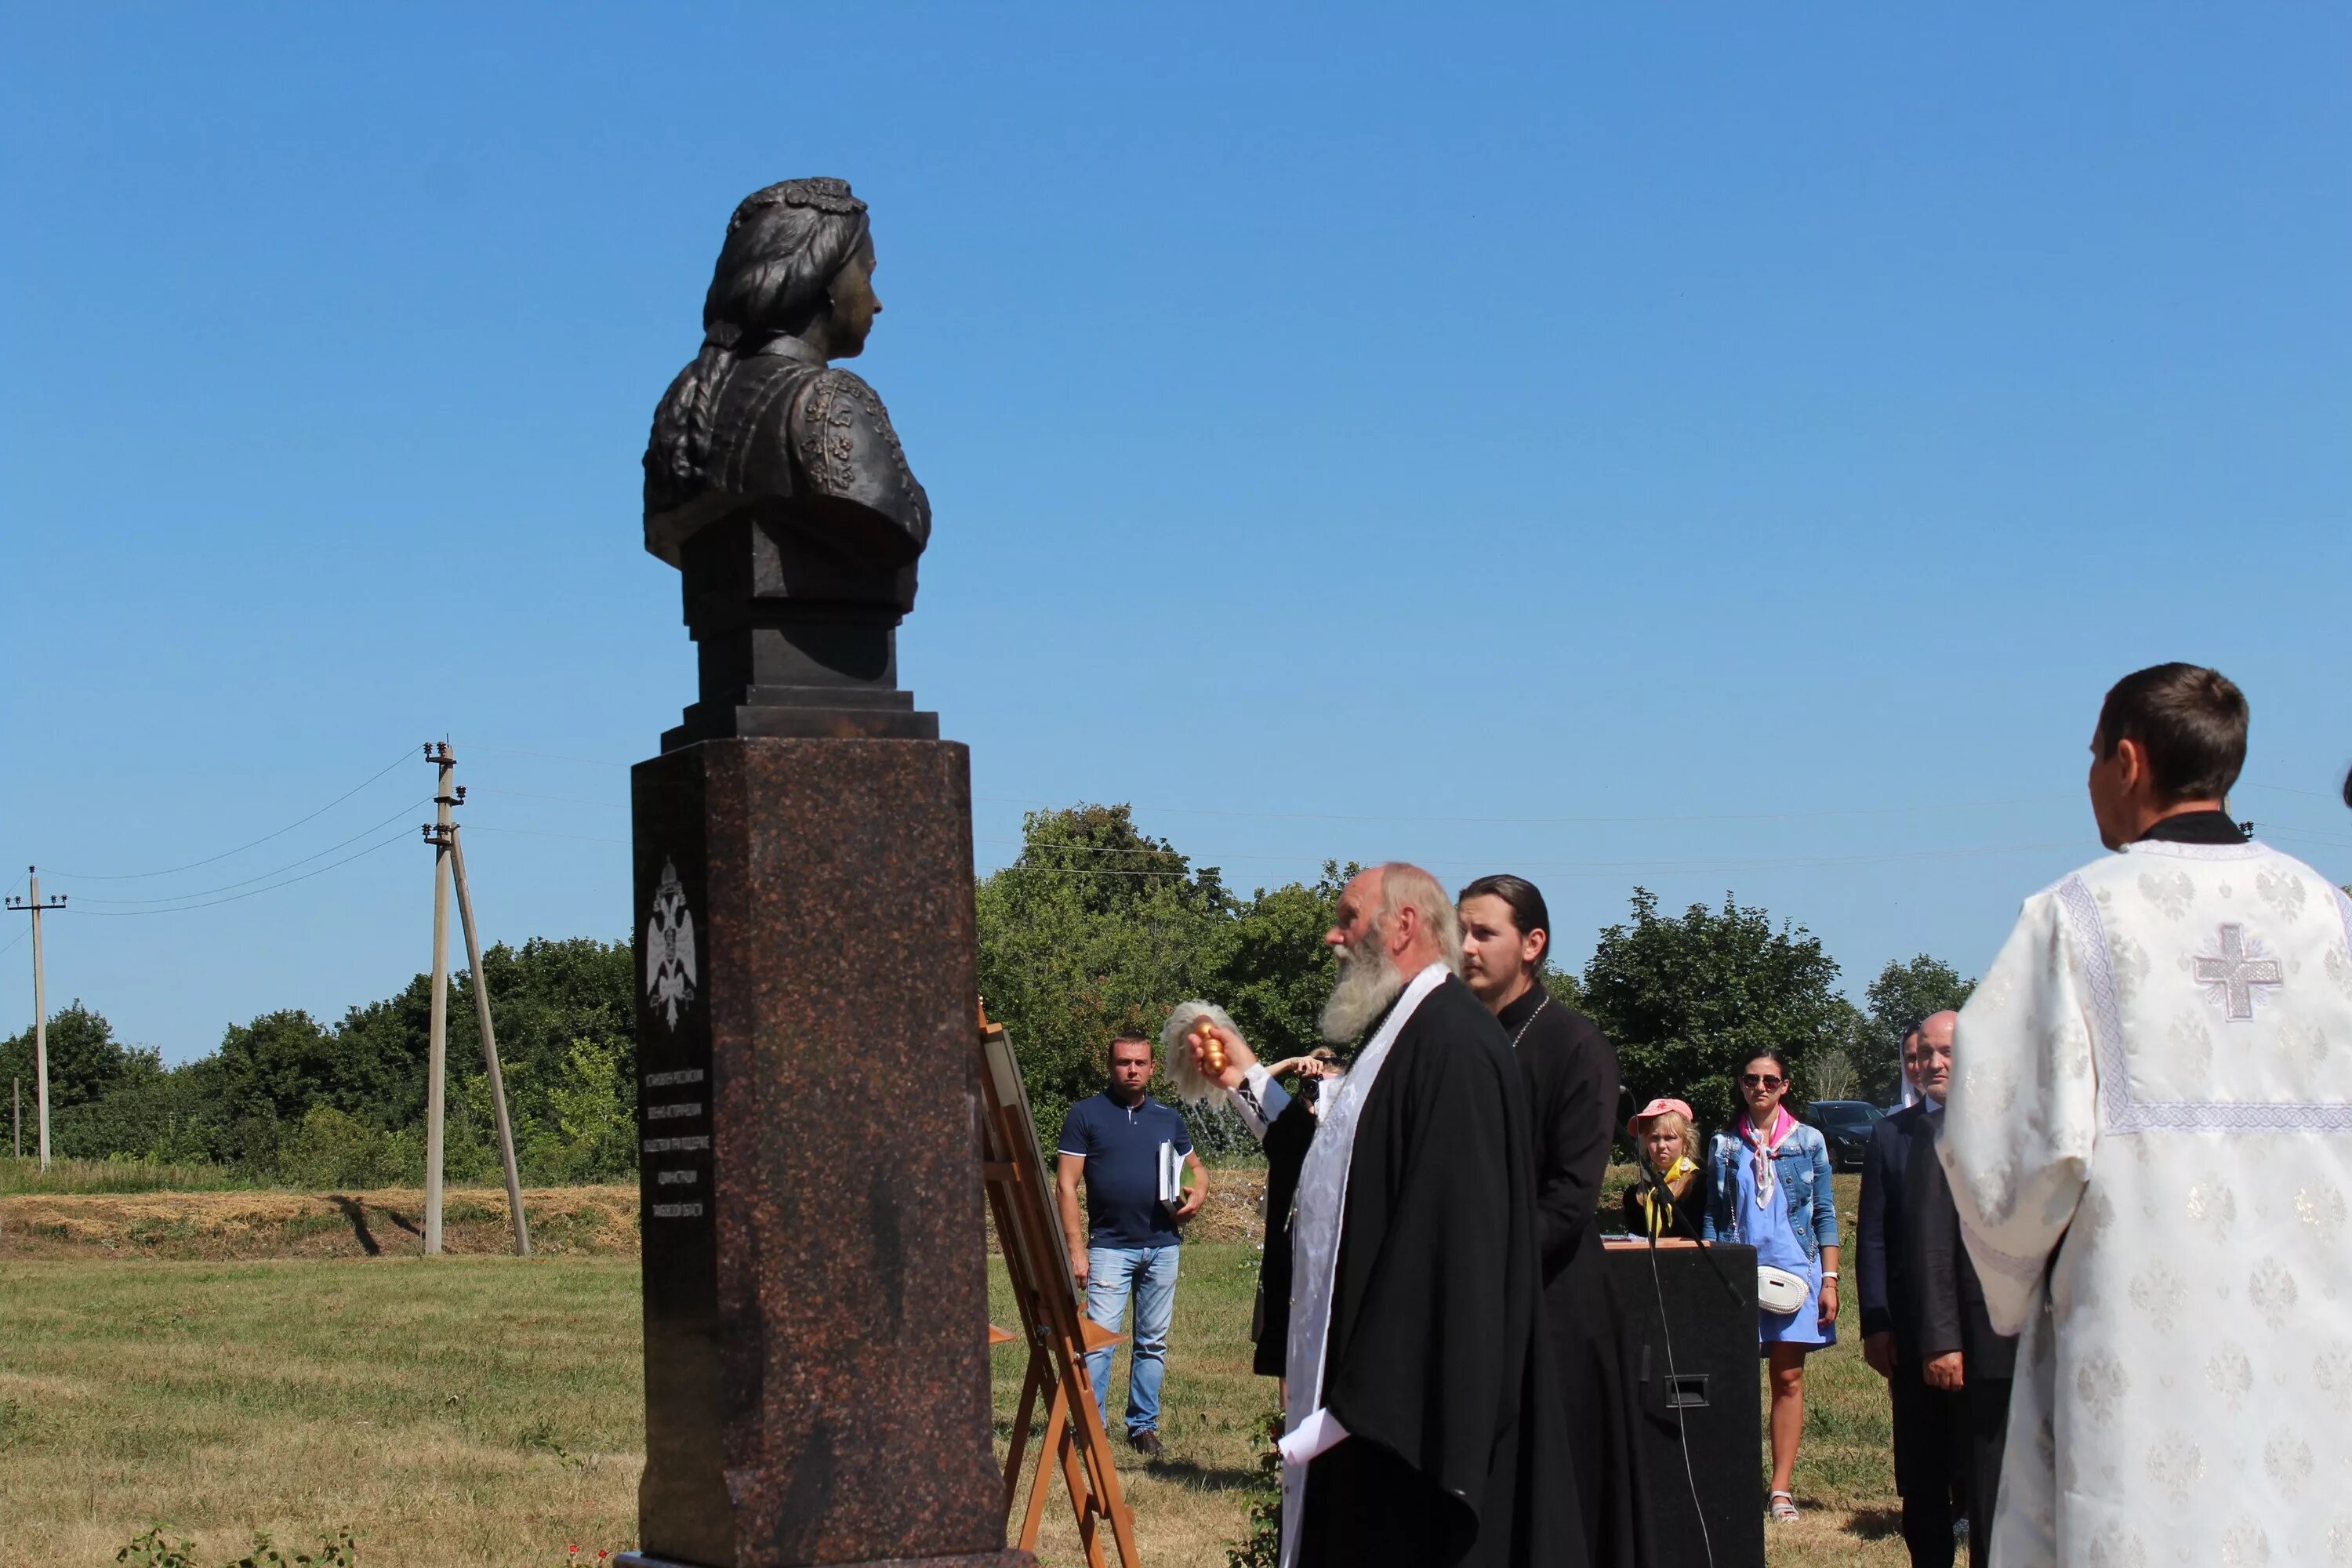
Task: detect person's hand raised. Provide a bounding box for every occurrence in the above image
[1190,1020,1255,1089]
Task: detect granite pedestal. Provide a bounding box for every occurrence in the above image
[625,737,1028,1568]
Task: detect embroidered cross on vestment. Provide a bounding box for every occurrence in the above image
[2194,922,2284,1022]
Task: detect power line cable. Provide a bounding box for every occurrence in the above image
[469,787,628,808]
[75,827,416,916]
[2245,782,2352,802]
[460,742,631,768]
[2263,829,2352,852]
[465,824,627,845]
[46,747,416,881]
[64,800,435,905]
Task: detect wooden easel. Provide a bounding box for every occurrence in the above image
[978,1008,1142,1568]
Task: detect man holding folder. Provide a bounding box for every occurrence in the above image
[1056,1031,1208,1456]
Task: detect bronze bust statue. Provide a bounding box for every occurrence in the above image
[645,179,936,746]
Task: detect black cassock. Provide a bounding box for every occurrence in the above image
[1294,975,1581,1568]
[1497,986,1651,1568]
[1252,1093,1315,1378]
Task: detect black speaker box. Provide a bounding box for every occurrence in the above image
[1606,1240,1766,1568]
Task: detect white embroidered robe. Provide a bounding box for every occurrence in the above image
[1940,837,2352,1568]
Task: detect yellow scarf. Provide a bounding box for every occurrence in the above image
[1635,1156,1697,1236]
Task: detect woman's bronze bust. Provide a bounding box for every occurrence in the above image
[644,180,935,744]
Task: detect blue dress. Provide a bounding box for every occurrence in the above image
[1731,1141,1833,1349]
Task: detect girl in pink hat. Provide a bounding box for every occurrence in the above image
[1621,1098,1704,1240]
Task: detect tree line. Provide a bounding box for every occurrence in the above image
[974,805,1974,1147]
[1,939,637,1187]
[1,803,1973,1185]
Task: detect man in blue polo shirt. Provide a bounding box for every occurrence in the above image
[1055,1031,1207,1456]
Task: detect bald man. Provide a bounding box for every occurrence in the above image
[1906,1010,2016,1564]
[1198,863,1573,1568]
[1861,1014,1966,1566]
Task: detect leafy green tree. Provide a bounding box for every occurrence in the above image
[198,938,639,1183]
[51,1054,215,1162]
[1861,955,1978,1103]
[328,975,436,1130]
[277,1105,405,1189]
[456,937,637,1120]
[1204,866,1350,1070]
[212,1010,343,1126]
[520,1036,638,1183]
[0,1004,216,1163]
[435,938,637,1184]
[1804,997,1874,1103]
[0,1001,140,1111]
[975,804,1228,1152]
[1581,888,1848,1137]
[1541,968,1587,1012]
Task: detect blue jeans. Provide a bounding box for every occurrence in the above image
[1083,1243,1179,1436]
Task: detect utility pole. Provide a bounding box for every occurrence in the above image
[12,1076,19,1160]
[419,743,530,1257]
[6,869,67,1171]
[447,815,530,1256]
[423,747,454,1254]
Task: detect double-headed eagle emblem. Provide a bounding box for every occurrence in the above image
[645,858,699,1029]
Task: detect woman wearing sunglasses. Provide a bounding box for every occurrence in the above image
[1701,1048,1841,1525]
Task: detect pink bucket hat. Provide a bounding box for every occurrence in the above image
[1626,1097,1695,1139]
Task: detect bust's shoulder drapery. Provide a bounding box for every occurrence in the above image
[786,366,931,560]
[643,354,930,582]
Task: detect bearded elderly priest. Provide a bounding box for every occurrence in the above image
[1940,663,2352,1568]
[1213,862,1574,1568]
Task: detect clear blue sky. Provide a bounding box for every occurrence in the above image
[5,5,2347,1065]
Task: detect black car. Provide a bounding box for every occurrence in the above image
[1809,1100,1886,1171]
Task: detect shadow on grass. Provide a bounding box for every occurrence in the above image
[1842,1507,1902,1541]
[327,1196,383,1256]
[1140,1457,1259,1492]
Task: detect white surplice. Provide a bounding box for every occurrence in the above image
[1940,836,2352,1567]
[1278,961,1449,1568]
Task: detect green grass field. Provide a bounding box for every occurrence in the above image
[0,1156,267,1196]
[2,1195,1907,1566]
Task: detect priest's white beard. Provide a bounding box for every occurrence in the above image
[1320,930,1405,1044]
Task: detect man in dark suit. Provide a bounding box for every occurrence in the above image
[1906,1019,2016,1566]
[1857,1017,1965,1568]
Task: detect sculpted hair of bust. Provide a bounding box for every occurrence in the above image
[648,177,873,508]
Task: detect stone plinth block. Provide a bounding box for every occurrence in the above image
[630,738,1026,1568]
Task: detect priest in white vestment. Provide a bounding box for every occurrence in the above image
[1269,862,1570,1568]
[1940,663,2352,1567]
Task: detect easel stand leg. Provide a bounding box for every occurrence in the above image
[981,1032,1142,1568]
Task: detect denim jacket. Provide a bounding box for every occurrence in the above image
[1700,1122,1840,1263]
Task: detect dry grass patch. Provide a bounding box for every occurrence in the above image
[0,1186,641,1261]
[0,1178,1261,1262]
